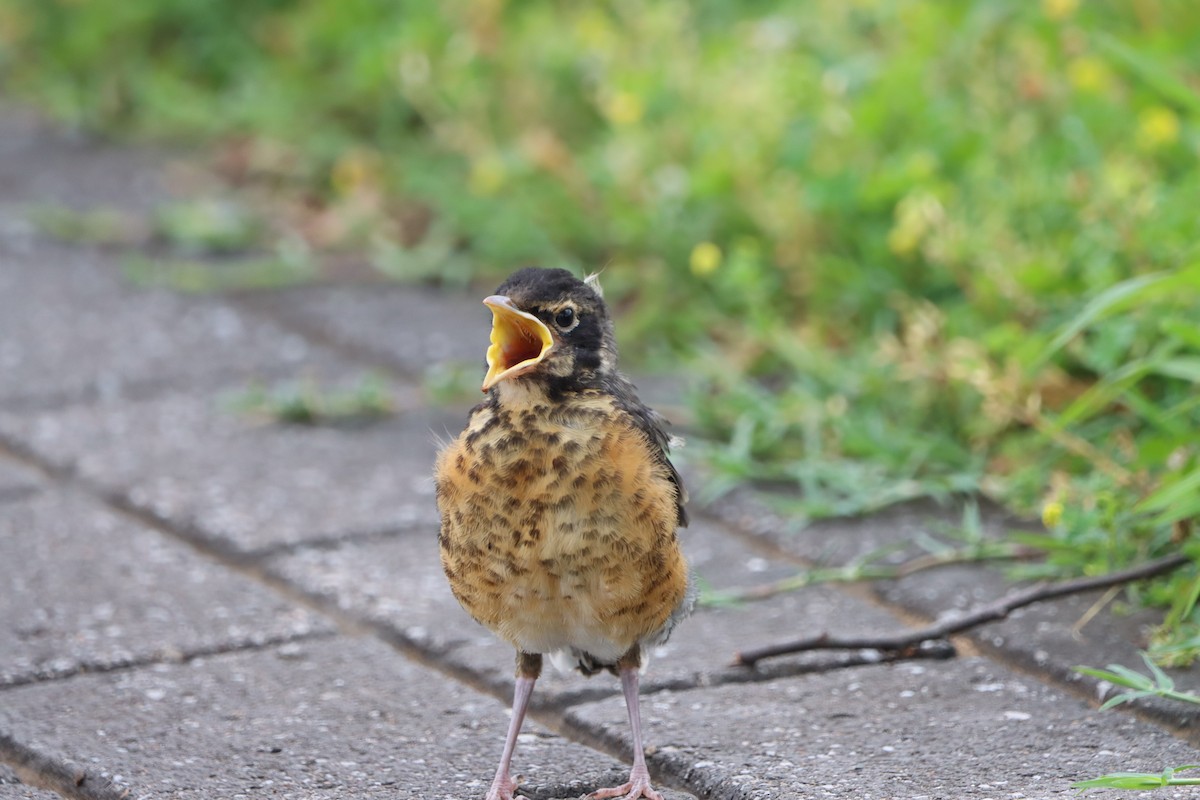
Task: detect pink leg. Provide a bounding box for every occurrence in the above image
[590,666,664,800]
[485,672,537,800]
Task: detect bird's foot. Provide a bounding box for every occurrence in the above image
[484,773,523,800]
[589,765,663,800]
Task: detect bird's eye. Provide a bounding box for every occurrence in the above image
[554,307,576,328]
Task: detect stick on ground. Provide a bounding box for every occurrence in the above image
[733,553,1191,668]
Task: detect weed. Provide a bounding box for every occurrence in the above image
[154,198,262,254]
[422,361,482,406]
[30,205,146,246]
[229,374,393,425]
[1072,655,1200,792]
[122,236,315,293]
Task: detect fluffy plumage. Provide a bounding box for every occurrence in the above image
[434,267,692,800]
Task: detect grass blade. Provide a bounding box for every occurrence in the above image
[1033,272,1174,370]
[1094,32,1200,115]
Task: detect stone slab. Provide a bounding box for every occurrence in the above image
[878,563,1200,740]
[0,104,174,218]
[248,283,487,379]
[0,765,58,800]
[0,459,40,505]
[0,378,462,554]
[0,489,330,686]
[699,486,1023,568]
[568,655,1200,799]
[0,242,334,408]
[267,515,911,701]
[0,635,694,799]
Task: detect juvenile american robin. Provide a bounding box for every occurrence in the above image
[435,267,693,800]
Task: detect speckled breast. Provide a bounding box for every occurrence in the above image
[435,393,688,661]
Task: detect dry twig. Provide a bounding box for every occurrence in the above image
[733,553,1191,668]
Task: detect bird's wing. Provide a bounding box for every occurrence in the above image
[611,381,689,529]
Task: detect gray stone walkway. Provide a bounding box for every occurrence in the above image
[0,104,1197,799]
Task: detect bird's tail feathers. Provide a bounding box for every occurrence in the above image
[549,647,652,676]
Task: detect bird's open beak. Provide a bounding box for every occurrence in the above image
[481,295,555,391]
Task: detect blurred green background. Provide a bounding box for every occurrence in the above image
[2,0,1198,660]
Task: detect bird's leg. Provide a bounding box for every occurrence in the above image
[485,652,542,800]
[590,648,663,800]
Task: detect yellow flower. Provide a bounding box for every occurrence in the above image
[1041,501,1064,529]
[1137,106,1181,150]
[468,155,506,196]
[887,223,921,258]
[689,242,722,276]
[1067,57,1111,94]
[887,189,942,259]
[603,91,644,127]
[1042,0,1079,21]
[331,150,374,196]
[575,8,615,51]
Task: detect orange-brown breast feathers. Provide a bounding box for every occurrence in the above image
[434,392,689,662]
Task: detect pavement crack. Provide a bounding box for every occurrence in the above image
[244,523,424,560]
[0,484,40,506]
[0,360,325,415]
[0,731,127,800]
[230,291,421,383]
[0,629,337,692]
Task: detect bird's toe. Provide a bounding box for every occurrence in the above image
[588,771,664,800]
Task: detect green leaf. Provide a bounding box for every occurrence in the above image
[1073,665,1152,691]
[1033,272,1175,370]
[1052,358,1155,429]
[1152,494,1200,528]
[1160,320,1200,351]
[1165,576,1200,630]
[1074,765,1200,789]
[1094,32,1200,116]
[1136,467,1200,514]
[1072,771,1167,790]
[1141,652,1175,692]
[1152,357,1200,383]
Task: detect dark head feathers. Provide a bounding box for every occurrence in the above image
[495,267,606,315]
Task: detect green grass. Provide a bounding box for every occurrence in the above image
[228,375,393,425]
[1072,655,1200,792]
[2,0,1198,658]
[122,249,314,294]
[1074,767,1200,793]
[30,205,145,246]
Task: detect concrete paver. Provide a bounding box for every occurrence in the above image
[247,283,485,379]
[0,459,40,505]
[0,244,330,408]
[0,105,174,217]
[569,656,1199,799]
[0,635,694,800]
[879,563,1200,739]
[0,381,458,554]
[0,764,57,800]
[702,486,1200,733]
[266,516,910,701]
[701,489,1019,568]
[0,490,330,686]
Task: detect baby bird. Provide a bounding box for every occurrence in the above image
[435,267,693,800]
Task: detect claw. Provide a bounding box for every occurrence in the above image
[484,774,521,800]
[589,765,663,800]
